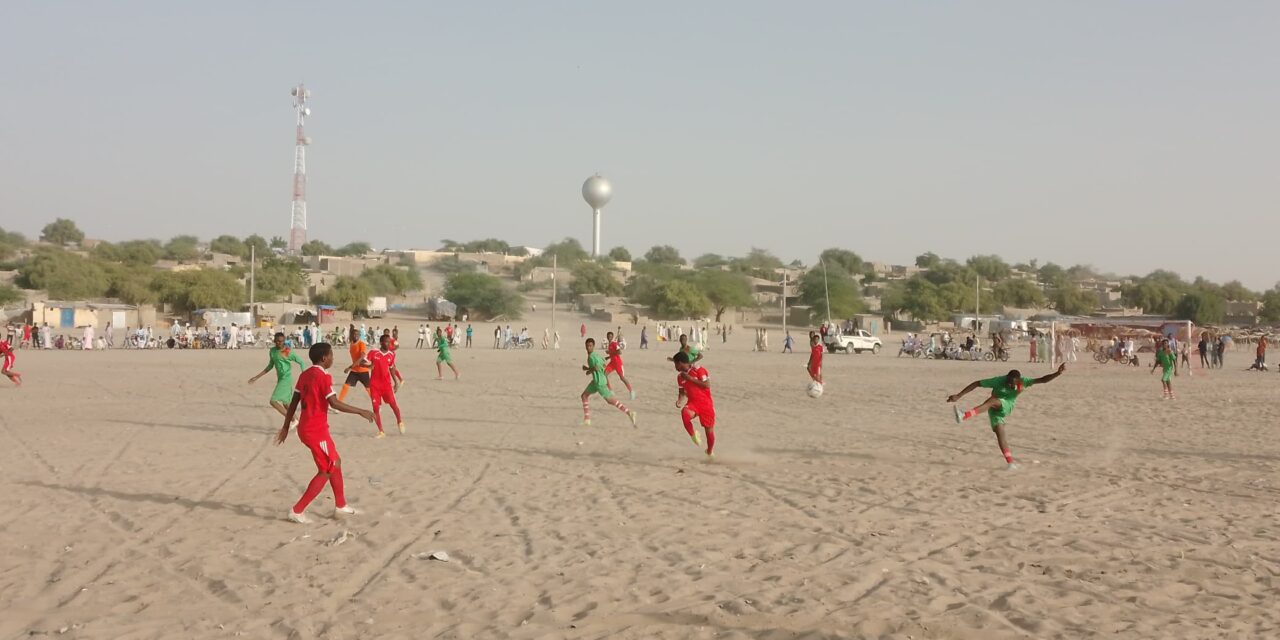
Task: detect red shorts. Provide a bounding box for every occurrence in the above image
[370,386,395,410]
[2,354,13,371]
[682,401,716,428]
[604,359,624,377]
[299,429,339,473]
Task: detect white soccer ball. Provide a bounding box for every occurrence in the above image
[807,381,824,398]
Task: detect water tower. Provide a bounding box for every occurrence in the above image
[582,174,612,258]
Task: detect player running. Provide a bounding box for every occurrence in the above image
[807,332,824,385]
[603,331,636,400]
[1,337,21,386]
[673,351,716,458]
[275,342,375,524]
[248,332,307,419]
[434,327,459,380]
[581,338,637,427]
[947,364,1066,470]
[1151,338,1178,399]
[355,333,405,437]
[338,325,372,405]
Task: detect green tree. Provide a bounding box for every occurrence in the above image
[607,246,632,262]
[570,261,623,298]
[1037,262,1067,289]
[966,255,1012,282]
[40,218,85,246]
[164,235,201,262]
[441,238,513,254]
[543,238,590,266]
[254,258,307,301]
[314,276,373,314]
[644,245,684,266]
[694,270,753,322]
[151,268,245,312]
[1051,288,1099,316]
[269,236,288,250]
[19,248,109,299]
[884,276,948,323]
[0,284,23,306]
[693,253,729,269]
[992,279,1046,308]
[444,272,524,319]
[729,248,783,278]
[1121,277,1183,315]
[209,235,246,257]
[335,242,372,257]
[651,279,710,319]
[1260,288,1280,324]
[1220,280,1257,302]
[819,248,865,277]
[0,227,27,260]
[300,240,333,256]
[243,234,272,260]
[1175,290,1225,325]
[915,252,942,269]
[797,265,864,322]
[359,264,424,295]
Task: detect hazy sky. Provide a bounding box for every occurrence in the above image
[2,2,1277,288]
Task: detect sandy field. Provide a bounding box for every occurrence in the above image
[2,317,1278,639]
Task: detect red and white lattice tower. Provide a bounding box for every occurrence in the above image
[287,84,312,255]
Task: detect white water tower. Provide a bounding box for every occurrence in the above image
[582,174,612,257]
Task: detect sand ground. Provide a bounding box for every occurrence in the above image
[2,320,1278,639]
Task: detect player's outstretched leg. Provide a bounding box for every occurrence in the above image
[606,396,637,427]
[954,397,1001,423]
[681,406,700,446]
[580,392,592,426]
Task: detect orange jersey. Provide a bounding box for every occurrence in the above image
[349,340,370,373]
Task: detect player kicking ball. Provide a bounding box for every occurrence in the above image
[673,351,716,458]
[581,338,637,427]
[276,342,375,524]
[947,364,1066,470]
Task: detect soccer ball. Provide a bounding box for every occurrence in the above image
[806,381,824,399]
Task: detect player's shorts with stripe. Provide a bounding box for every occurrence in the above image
[300,432,339,473]
[682,401,716,428]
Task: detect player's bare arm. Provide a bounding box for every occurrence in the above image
[328,395,374,422]
[1033,364,1067,385]
[947,381,983,403]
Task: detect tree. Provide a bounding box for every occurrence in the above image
[102,263,159,305]
[243,234,272,260]
[992,279,1046,309]
[729,248,784,278]
[359,264,424,295]
[1037,262,1067,289]
[1122,277,1184,315]
[899,277,948,322]
[151,268,245,312]
[607,246,632,262]
[40,218,85,246]
[819,248,866,277]
[1175,290,1225,325]
[543,238,590,266]
[1051,288,1099,316]
[0,227,27,260]
[269,236,288,250]
[335,242,372,257]
[19,248,109,299]
[209,235,246,257]
[300,240,333,256]
[966,255,1012,282]
[0,284,23,306]
[1260,288,1280,324]
[570,261,623,298]
[1220,280,1257,302]
[444,272,524,319]
[797,265,864,322]
[694,270,753,322]
[915,252,941,269]
[693,253,729,269]
[651,280,710,319]
[441,238,513,254]
[254,258,306,301]
[164,235,201,262]
[314,276,373,314]
[644,245,684,266]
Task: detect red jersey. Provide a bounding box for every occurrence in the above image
[368,349,396,390]
[0,340,11,356]
[607,340,622,362]
[294,366,336,439]
[678,366,712,406]
[810,344,824,370]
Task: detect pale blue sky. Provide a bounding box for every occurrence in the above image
[2,2,1277,288]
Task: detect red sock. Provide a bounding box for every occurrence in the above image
[387,395,402,422]
[1002,449,1014,464]
[582,399,591,421]
[963,409,980,420]
[705,427,716,455]
[293,472,330,513]
[372,405,384,432]
[329,468,346,508]
[681,407,696,437]
[614,400,630,413]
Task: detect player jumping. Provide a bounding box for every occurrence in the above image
[673,351,716,458]
[581,338,637,427]
[275,342,375,524]
[947,364,1066,470]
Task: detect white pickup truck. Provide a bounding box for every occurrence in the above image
[823,329,883,355]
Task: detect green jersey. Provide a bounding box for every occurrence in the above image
[1155,349,1175,371]
[979,375,1035,401]
[435,336,451,356]
[268,347,307,382]
[587,351,608,388]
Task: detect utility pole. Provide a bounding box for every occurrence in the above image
[551,253,557,334]
[250,244,256,327]
[822,260,832,324]
[781,271,788,351]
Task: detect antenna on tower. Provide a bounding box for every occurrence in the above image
[287,83,312,255]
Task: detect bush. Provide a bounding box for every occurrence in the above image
[314,276,373,313]
[444,272,523,320]
[41,219,84,246]
[19,248,109,299]
[651,280,710,319]
[569,261,623,298]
